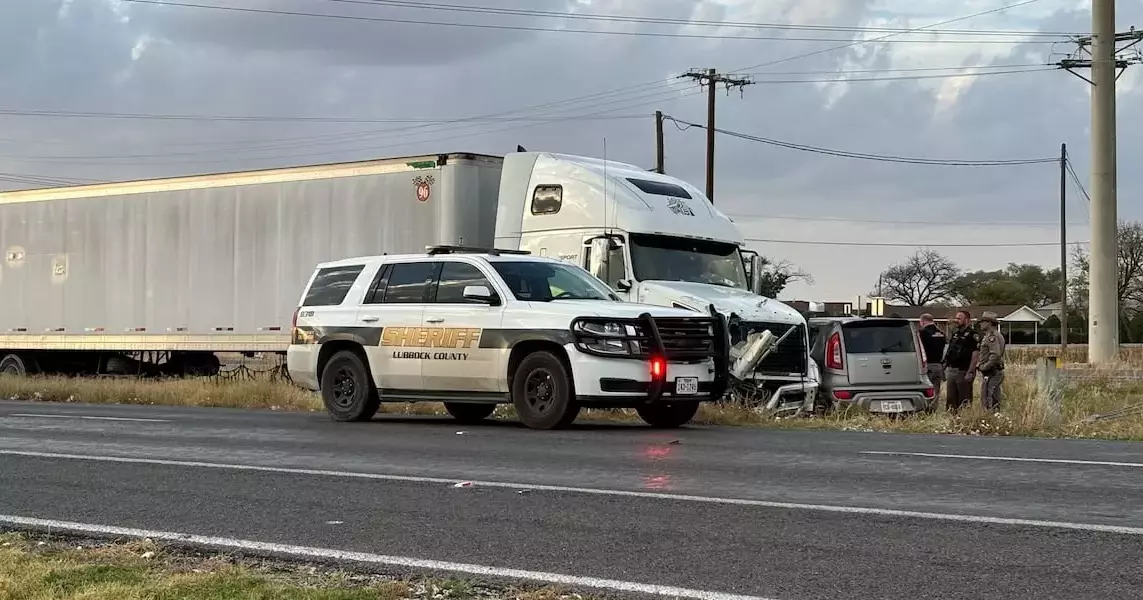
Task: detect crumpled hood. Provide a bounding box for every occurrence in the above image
[636,280,805,324]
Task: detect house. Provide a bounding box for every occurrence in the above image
[781,300,855,317]
[880,304,1050,344]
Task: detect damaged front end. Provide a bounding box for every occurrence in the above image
[723,315,821,418]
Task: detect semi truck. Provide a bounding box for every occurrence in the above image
[0,150,816,412]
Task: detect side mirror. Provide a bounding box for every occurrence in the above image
[616,279,633,292]
[740,250,762,295]
[462,285,499,305]
[588,238,611,280]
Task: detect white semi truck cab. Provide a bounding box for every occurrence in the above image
[493,151,819,413]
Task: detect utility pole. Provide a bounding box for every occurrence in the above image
[654,110,665,174]
[1057,10,1142,363]
[678,68,753,203]
[1060,142,1068,352]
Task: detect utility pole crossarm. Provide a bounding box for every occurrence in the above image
[678,68,754,204]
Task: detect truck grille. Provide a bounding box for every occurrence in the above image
[637,318,715,361]
[733,321,807,376]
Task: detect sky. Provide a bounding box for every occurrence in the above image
[1,0,1140,302]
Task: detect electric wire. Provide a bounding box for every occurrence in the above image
[744,238,1089,248]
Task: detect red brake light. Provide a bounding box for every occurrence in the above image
[825,332,843,370]
[923,387,935,398]
[832,390,853,400]
[650,356,666,380]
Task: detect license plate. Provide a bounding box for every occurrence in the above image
[675,377,699,395]
[878,400,904,413]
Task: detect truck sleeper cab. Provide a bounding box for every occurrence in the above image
[808,316,935,414]
[287,246,728,430]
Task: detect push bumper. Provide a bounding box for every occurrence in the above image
[568,307,729,406]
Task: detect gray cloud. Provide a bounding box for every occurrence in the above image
[0,0,1139,299]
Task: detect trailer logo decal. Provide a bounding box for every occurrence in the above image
[413,175,435,203]
[5,246,25,268]
[666,198,695,216]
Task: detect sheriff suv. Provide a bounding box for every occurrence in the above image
[287,246,728,430]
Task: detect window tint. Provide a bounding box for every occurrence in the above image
[625,178,692,199]
[435,262,495,304]
[362,265,391,305]
[531,184,562,215]
[301,264,365,307]
[491,261,614,302]
[382,262,436,304]
[841,321,916,354]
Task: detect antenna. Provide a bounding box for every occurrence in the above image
[602,137,609,233]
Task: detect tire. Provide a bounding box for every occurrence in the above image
[636,402,700,428]
[319,350,380,422]
[444,402,497,423]
[511,351,579,430]
[0,354,29,377]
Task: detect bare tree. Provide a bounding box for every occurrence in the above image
[756,256,812,298]
[874,249,961,306]
[1070,221,1143,315]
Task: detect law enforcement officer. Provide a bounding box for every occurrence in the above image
[943,309,980,412]
[976,311,1007,411]
[917,313,947,405]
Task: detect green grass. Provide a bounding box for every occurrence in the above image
[0,533,578,600]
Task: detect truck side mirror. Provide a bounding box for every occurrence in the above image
[740,250,762,295]
[588,237,612,280]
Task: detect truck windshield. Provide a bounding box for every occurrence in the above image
[490,261,618,302]
[628,233,748,289]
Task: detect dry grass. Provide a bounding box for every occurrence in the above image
[1006,344,1143,366]
[3,365,1142,440]
[0,532,581,600]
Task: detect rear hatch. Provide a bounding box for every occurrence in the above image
[841,319,922,386]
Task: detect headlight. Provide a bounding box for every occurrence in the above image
[573,321,637,355]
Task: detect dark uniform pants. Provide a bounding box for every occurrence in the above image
[945,368,973,411]
[925,364,945,403]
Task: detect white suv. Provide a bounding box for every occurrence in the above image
[287,246,728,430]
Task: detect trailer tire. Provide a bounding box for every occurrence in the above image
[636,402,700,428]
[444,402,496,423]
[511,351,579,430]
[319,350,380,422]
[0,354,30,377]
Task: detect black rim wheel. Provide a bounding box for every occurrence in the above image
[331,367,358,408]
[524,368,555,414]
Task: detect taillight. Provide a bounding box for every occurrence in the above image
[923,387,935,398]
[825,332,843,370]
[832,390,853,400]
[291,308,299,330]
[650,356,666,380]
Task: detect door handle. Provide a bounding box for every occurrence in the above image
[360,316,379,323]
[425,317,445,323]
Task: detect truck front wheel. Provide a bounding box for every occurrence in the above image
[636,402,700,428]
[511,351,579,430]
[320,350,380,422]
[444,402,496,423]
[0,353,30,377]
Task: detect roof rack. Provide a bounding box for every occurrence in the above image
[425,245,532,256]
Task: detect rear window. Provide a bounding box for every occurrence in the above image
[301,264,365,307]
[841,321,916,354]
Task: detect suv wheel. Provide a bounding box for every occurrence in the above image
[511,351,579,430]
[444,402,496,423]
[320,350,380,422]
[636,402,700,428]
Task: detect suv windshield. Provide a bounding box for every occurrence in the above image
[628,233,747,289]
[842,320,917,354]
[490,260,618,302]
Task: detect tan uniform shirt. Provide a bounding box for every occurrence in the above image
[977,329,1006,373]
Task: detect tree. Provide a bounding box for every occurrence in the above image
[1070,220,1143,316]
[874,249,961,306]
[756,256,812,298]
[952,263,1063,307]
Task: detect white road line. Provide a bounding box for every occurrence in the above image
[2,449,1142,536]
[6,413,170,423]
[861,450,1143,469]
[0,515,777,600]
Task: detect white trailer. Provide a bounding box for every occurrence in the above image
[0,151,816,410]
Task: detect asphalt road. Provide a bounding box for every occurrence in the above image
[1,400,1141,600]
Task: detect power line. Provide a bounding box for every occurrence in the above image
[743,62,1052,76]
[745,66,1056,84]
[120,0,1067,45]
[307,0,1079,37]
[729,213,1086,227]
[0,109,647,124]
[1064,156,1092,206]
[663,116,1057,166]
[744,237,1090,248]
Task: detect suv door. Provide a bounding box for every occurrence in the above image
[839,319,924,386]
[359,260,436,392]
[420,259,507,393]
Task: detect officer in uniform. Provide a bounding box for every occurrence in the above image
[942,309,980,412]
[976,311,1007,411]
[917,313,947,405]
